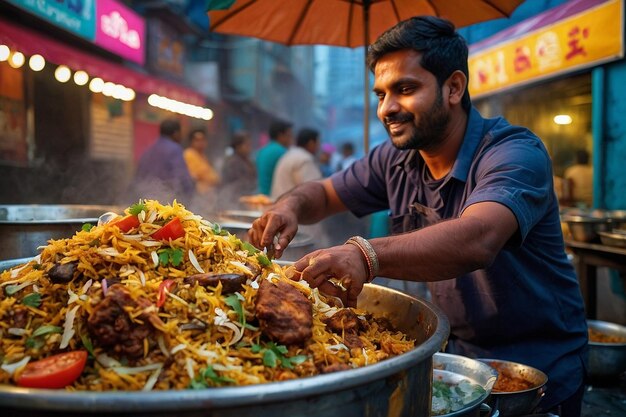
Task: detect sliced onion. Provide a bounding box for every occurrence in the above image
[122,234,143,241]
[81,279,93,294]
[8,328,27,336]
[102,279,108,296]
[1,356,30,376]
[96,353,122,368]
[249,279,259,289]
[229,261,252,275]
[185,357,195,380]
[146,210,157,224]
[142,365,162,391]
[139,240,162,247]
[113,363,163,375]
[212,364,242,372]
[188,250,205,273]
[138,269,146,286]
[67,288,79,305]
[97,248,120,257]
[59,305,80,349]
[157,335,169,357]
[170,343,186,354]
[138,210,146,222]
[151,251,159,268]
[327,343,349,352]
[9,263,29,279]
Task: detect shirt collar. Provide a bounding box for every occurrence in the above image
[449,106,485,182]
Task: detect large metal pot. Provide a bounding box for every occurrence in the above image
[432,353,498,417]
[587,319,626,379]
[0,257,450,417]
[0,205,121,259]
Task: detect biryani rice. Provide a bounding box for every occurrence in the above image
[0,200,414,390]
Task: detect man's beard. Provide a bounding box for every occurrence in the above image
[384,89,450,152]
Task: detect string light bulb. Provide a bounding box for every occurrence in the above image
[54,65,71,82]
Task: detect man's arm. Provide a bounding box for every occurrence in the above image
[373,201,518,281]
[248,178,347,257]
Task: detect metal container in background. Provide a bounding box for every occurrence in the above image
[587,319,626,379]
[0,205,122,259]
[0,256,450,417]
[562,214,610,242]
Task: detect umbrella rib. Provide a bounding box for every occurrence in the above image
[425,0,440,16]
[482,0,510,16]
[346,0,355,46]
[389,0,401,21]
[287,0,315,45]
[211,0,259,30]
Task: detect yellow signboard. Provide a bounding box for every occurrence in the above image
[468,0,624,98]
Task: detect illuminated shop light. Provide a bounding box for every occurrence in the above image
[28,54,46,71]
[146,93,213,120]
[121,88,136,101]
[102,82,115,97]
[0,45,9,61]
[553,114,573,125]
[54,65,71,82]
[73,70,89,86]
[8,51,25,69]
[89,77,105,93]
[112,84,126,100]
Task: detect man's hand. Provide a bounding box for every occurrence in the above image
[248,205,299,259]
[293,245,369,307]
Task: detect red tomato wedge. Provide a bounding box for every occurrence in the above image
[157,279,176,308]
[110,215,140,232]
[151,217,185,241]
[16,351,88,389]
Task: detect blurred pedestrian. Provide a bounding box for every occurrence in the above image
[256,120,293,195]
[271,127,322,199]
[319,143,336,177]
[130,118,194,203]
[183,129,221,195]
[337,142,357,171]
[564,149,593,208]
[220,130,257,205]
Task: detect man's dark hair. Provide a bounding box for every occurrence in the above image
[231,131,250,149]
[160,119,181,137]
[341,142,354,154]
[575,149,590,165]
[269,120,293,140]
[188,128,206,141]
[296,128,319,148]
[367,16,471,113]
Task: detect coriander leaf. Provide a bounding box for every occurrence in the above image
[251,344,262,353]
[202,365,235,385]
[129,201,147,215]
[224,294,245,327]
[22,293,42,307]
[270,343,289,355]
[169,248,184,266]
[263,349,278,368]
[189,378,208,389]
[257,253,271,267]
[82,223,93,232]
[212,223,222,235]
[288,355,308,366]
[32,325,62,338]
[80,333,95,357]
[25,337,44,349]
[158,251,170,267]
[241,241,259,255]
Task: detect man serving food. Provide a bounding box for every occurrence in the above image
[249,16,588,416]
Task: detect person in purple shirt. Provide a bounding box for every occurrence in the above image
[130,118,195,204]
[249,16,587,416]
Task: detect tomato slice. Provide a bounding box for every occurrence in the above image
[16,351,88,389]
[151,217,185,241]
[157,279,176,308]
[110,215,140,233]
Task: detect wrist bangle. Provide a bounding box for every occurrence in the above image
[344,236,379,283]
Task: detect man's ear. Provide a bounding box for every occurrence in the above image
[445,70,467,106]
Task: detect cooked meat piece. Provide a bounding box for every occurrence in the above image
[87,284,164,358]
[320,363,351,374]
[255,279,312,345]
[47,262,78,283]
[373,316,395,332]
[10,306,29,329]
[185,273,246,294]
[343,332,364,349]
[324,309,363,334]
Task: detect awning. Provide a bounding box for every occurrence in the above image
[0,17,206,106]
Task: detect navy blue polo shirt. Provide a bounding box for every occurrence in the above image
[331,107,588,409]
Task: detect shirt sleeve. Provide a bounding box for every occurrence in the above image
[462,135,554,244]
[331,143,391,217]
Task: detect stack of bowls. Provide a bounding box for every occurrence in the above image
[587,319,626,380]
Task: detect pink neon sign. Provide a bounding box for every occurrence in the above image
[95,0,145,65]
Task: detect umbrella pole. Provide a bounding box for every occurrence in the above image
[363,1,371,154]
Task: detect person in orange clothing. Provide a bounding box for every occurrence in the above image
[183,129,221,195]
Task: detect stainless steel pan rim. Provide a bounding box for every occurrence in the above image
[0,257,450,412]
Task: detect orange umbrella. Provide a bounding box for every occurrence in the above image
[208,0,525,152]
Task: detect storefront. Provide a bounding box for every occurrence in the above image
[0,0,212,204]
[467,0,624,209]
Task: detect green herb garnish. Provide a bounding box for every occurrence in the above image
[128,201,147,215]
[22,293,42,307]
[31,325,62,338]
[241,241,259,255]
[252,342,308,369]
[189,365,235,388]
[157,248,184,267]
[81,223,93,232]
[257,253,271,266]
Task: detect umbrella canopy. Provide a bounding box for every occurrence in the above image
[208,0,526,151]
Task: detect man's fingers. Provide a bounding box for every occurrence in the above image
[317,281,348,305]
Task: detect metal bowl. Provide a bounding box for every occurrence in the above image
[433,353,498,417]
[598,230,626,248]
[587,319,626,379]
[477,359,548,417]
[561,214,610,242]
[0,257,449,417]
[0,204,122,259]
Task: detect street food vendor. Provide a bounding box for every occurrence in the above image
[249,16,588,416]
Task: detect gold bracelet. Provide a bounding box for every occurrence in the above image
[345,236,379,283]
